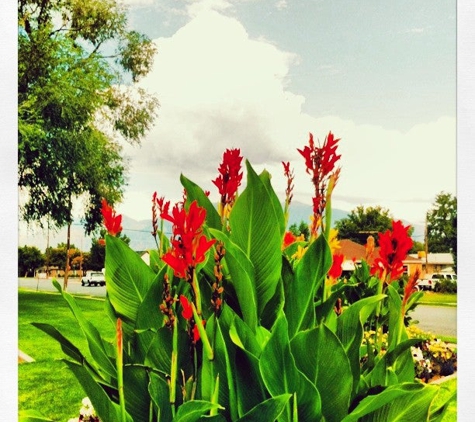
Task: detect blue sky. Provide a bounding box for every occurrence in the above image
[112,0,456,226]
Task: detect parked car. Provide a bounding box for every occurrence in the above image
[81,271,106,287]
[417,277,435,291]
[417,273,457,292]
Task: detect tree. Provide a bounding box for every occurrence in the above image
[18,245,45,277]
[46,243,81,271]
[18,0,159,288]
[335,205,393,244]
[288,220,310,241]
[426,192,457,270]
[86,229,131,271]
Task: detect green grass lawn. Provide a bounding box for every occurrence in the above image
[19,289,456,421]
[18,289,115,421]
[419,292,457,306]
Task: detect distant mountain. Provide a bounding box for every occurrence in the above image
[18,202,424,252]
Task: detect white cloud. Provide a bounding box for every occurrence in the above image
[118,9,455,227]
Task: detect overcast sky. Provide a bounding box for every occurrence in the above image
[114,0,456,226]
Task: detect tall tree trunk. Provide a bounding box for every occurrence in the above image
[63,221,71,291]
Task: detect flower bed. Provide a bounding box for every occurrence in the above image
[25,131,456,422]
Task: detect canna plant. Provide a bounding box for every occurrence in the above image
[29,132,455,422]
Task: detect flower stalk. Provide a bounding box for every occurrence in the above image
[116,318,126,422]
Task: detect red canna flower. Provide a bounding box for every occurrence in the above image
[101,198,122,236]
[328,253,345,279]
[192,320,206,343]
[370,220,413,282]
[297,132,341,236]
[161,201,216,280]
[212,148,243,207]
[283,231,297,248]
[180,295,193,320]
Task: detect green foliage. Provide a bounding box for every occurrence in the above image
[18,245,44,276]
[427,192,457,270]
[288,220,310,241]
[335,205,393,244]
[31,161,455,421]
[18,0,159,234]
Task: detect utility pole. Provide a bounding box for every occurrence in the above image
[424,214,429,273]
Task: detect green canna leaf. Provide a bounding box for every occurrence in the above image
[259,313,322,422]
[291,324,353,422]
[336,295,386,395]
[52,280,117,380]
[104,235,158,338]
[64,360,133,422]
[342,382,439,422]
[148,372,173,422]
[284,235,332,338]
[173,400,224,422]
[236,394,292,422]
[229,161,283,317]
[210,229,258,331]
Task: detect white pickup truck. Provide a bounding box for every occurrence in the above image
[81,271,106,287]
[417,273,457,291]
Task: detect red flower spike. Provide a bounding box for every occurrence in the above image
[328,253,345,279]
[180,295,193,320]
[370,220,414,282]
[402,269,421,315]
[297,131,341,236]
[212,148,243,205]
[101,198,122,236]
[161,200,216,280]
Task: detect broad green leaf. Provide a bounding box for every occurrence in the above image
[105,235,158,337]
[367,338,420,388]
[210,229,258,331]
[229,316,268,415]
[32,322,83,363]
[134,265,167,361]
[229,315,262,358]
[53,280,116,380]
[229,160,283,316]
[180,174,222,230]
[236,394,292,422]
[144,325,192,382]
[284,235,332,337]
[149,372,173,422]
[342,383,439,422]
[64,360,132,422]
[201,308,238,421]
[291,324,353,422]
[147,248,166,273]
[258,169,285,238]
[123,366,153,422]
[428,378,457,421]
[336,295,385,394]
[259,313,322,422]
[173,401,224,422]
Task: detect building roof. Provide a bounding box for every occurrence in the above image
[408,253,453,265]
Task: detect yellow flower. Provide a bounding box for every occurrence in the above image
[292,245,308,260]
[328,228,341,254]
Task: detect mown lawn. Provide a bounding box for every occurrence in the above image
[18,289,115,421]
[19,289,457,421]
[419,292,457,306]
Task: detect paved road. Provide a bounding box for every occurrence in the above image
[19,277,107,297]
[19,278,456,337]
[410,305,457,338]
